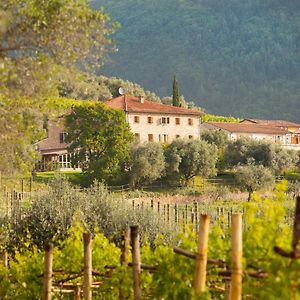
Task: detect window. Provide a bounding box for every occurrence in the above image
[176,135,180,139]
[58,154,71,169]
[161,117,170,124]
[188,118,193,125]
[175,117,180,125]
[134,116,140,123]
[188,135,193,139]
[134,133,140,141]
[59,132,67,143]
[163,134,168,143]
[148,116,153,124]
[148,134,154,142]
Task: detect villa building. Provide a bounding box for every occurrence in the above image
[105,95,203,143]
[35,95,203,170]
[201,120,300,150]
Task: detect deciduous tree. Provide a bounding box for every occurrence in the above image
[65,103,133,183]
[1,0,116,98]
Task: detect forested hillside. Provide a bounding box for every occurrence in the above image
[92,0,300,121]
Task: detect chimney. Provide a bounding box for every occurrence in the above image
[139,96,144,104]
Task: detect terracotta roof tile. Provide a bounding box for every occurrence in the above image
[241,119,300,128]
[206,122,290,134]
[104,95,203,116]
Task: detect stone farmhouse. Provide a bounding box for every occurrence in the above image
[105,95,203,143]
[35,95,203,170]
[201,119,300,150]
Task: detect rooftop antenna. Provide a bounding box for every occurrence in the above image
[118,87,125,95]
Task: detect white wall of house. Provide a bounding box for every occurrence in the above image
[127,112,201,143]
[200,123,300,150]
[230,132,286,144]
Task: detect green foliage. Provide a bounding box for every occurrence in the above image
[65,103,133,183]
[235,165,275,200]
[94,0,300,121]
[0,223,121,299]
[172,75,181,107]
[0,183,300,299]
[1,0,116,98]
[201,129,229,172]
[165,139,218,185]
[0,96,46,175]
[129,142,165,188]
[58,73,162,103]
[201,114,240,123]
[8,177,169,250]
[200,129,229,150]
[224,138,299,175]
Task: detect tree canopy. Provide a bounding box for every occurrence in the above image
[0,0,116,175]
[224,138,299,175]
[94,0,300,121]
[235,165,275,201]
[129,142,165,188]
[165,139,217,185]
[1,0,116,98]
[172,75,180,107]
[65,103,133,183]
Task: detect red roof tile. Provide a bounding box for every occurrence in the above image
[206,122,290,134]
[241,119,300,128]
[104,95,203,116]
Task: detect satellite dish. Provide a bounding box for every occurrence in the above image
[118,87,125,95]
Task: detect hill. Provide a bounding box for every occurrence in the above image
[92,0,300,121]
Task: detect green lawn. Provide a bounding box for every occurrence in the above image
[34,170,84,185]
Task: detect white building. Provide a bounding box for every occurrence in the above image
[105,95,203,143]
[36,95,203,170]
[201,120,300,150]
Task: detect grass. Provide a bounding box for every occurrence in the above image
[34,170,84,185]
[0,175,45,192]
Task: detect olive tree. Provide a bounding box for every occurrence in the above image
[201,129,228,150]
[235,165,275,201]
[165,139,218,185]
[201,129,229,171]
[129,142,165,188]
[224,138,299,175]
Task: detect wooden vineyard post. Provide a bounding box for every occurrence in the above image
[230,214,242,300]
[120,228,130,266]
[29,177,33,193]
[42,244,53,300]
[21,179,24,197]
[83,233,92,300]
[74,284,81,300]
[174,204,178,225]
[1,250,8,268]
[130,225,141,300]
[194,214,210,294]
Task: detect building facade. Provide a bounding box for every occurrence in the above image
[35,95,203,170]
[201,120,300,150]
[105,95,203,143]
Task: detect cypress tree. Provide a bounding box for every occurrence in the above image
[172,75,180,107]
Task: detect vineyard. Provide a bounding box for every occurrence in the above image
[0,178,299,299]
